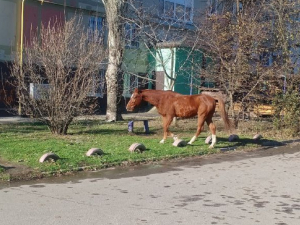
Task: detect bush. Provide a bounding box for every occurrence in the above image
[272,89,300,136]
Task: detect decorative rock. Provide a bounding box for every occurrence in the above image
[173,139,187,147]
[205,136,212,144]
[253,134,263,140]
[86,148,104,156]
[39,153,60,163]
[129,143,146,152]
[228,134,239,142]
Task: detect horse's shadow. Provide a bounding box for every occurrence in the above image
[186,136,286,150]
[215,137,285,150]
[0,165,15,171]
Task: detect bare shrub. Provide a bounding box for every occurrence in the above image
[11,16,107,134]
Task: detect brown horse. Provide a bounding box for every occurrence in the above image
[126,89,232,148]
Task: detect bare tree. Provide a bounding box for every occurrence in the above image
[266,0,300,134]
[124,0,200,92]
[102,0,128,121]
[10,16,106,135]
[195,1,274,122]
[267,0,300,87]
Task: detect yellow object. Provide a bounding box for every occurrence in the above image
[253,104,275,116]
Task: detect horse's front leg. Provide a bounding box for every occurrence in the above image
[160,116,175,144]
[188,115,205,145]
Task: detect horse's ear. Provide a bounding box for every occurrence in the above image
[134,88,140,94]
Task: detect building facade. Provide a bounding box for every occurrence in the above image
[0,0,212,115]
[0,0,106,115]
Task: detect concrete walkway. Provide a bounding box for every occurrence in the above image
[0,112,160,124]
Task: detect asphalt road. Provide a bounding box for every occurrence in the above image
[1,144,300,225]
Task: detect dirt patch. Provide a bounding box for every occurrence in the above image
[0,158,42,182]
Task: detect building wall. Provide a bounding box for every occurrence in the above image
[151,47,203,94]
[0,0,210,115]
[140,0,209,21]
[123,48,149,74]
[0,0,105,116]
[174,47,203,95]
[0,0,105,62]
[0,0,19,61]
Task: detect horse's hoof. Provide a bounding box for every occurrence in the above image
[159,140,165,144]
[205,136,212,144]
[187,142,192,145]
[209,145,214,149]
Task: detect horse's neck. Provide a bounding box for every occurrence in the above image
[142,90,161,106]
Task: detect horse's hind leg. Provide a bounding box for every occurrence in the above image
[160,116,175,144]
[206,116,216,148]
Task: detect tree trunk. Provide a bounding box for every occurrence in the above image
[102,0,127,121]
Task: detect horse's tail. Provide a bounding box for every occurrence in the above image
[215,97,233,133]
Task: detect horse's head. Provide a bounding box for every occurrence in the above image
[126,88,143,111]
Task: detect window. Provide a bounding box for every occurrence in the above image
[30,83,51,100]
[163,0,194,23]
[208,0,219,15]
[30,71,105,100]
[88,16,105,41]
[125,23,139,48]
[232,1,243,15]
[88,70,106,98]
[260,52,273,67]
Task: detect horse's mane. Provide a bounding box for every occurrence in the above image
[139,89,177,106]
[141,89,174,93]
[141,89,180,96]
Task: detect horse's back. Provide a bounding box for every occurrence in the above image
[172,93,216,118]
[150,90,216,118]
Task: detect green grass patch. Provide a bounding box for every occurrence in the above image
[0,118,265,176]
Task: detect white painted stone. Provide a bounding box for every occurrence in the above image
[39,153,59,163]
[253,134,263,140]
[86,148,104,156]
[129,143,146,152]
[172,139,187,147]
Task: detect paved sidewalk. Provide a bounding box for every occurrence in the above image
[0,116,36,124]
[1,144,300,225]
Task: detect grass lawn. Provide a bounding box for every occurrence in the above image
[0,116,280,180]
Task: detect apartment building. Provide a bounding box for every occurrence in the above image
[0,0,211,115]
